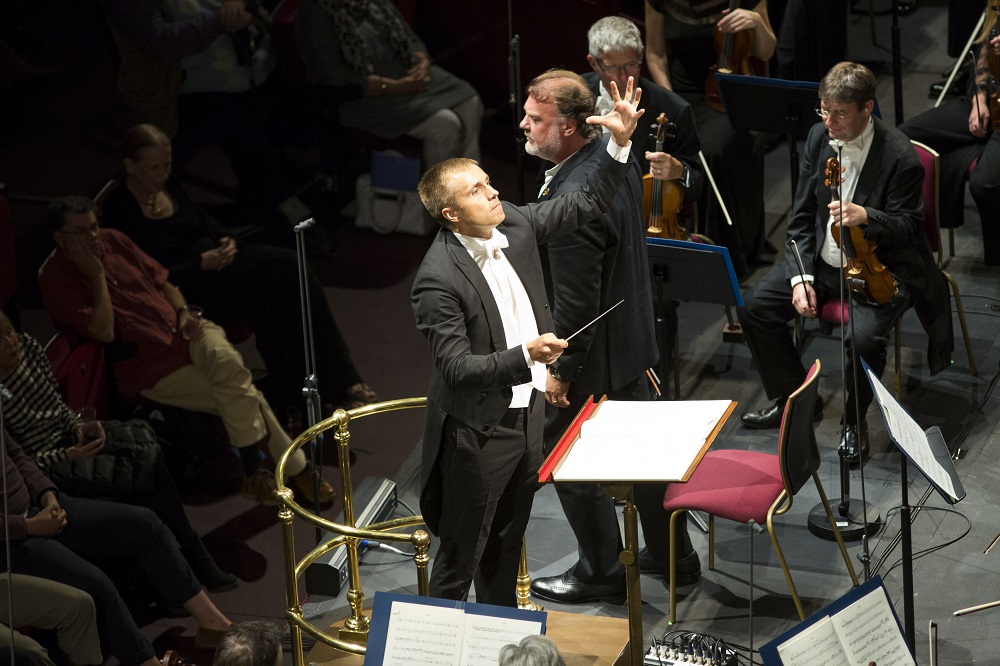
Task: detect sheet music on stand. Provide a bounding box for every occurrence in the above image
[760,576,914,666]
[863,361,965,504]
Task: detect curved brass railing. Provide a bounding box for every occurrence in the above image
[275,397,431,665]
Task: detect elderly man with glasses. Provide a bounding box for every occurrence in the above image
[736,62,952,465]
[583,15,703,196]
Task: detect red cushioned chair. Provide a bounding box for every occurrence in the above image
[661,360,859,623]
[910,141,976,382]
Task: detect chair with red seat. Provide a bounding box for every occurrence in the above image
[661,359,859,623]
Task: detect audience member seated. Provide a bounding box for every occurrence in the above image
[0,573,102,666]
[498,635,565,666]
[99,0,255,136]
[102,124,376,418]
[213,621,282,666]
[644,0,776,275]
[293,0,483,168]
[102,0,317,245]
[37,197,334,506]
[0,430,235,665]
[899,6,1000,266]
[0,309,236,592]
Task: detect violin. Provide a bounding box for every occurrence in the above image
[704,0,756,114]
[824,157,897,305]
[644,113,686,240]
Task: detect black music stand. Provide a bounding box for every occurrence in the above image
[647,238,743,400]
[716,74,819,202]
[862,359,965,654]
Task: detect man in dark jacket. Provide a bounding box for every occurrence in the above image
[737,62,953,464]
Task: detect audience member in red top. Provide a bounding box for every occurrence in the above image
[37,197,333,506]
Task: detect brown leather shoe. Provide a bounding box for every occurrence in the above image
[291,468,336,505]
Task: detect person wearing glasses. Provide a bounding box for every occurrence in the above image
[37,197,336,507]
[583,16,703,193]
[736,62,952,464]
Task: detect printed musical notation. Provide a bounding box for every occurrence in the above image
[382,601,543,666]
[777,588,915,666]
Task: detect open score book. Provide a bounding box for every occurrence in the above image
[364,592,546,666]
[774,583,915,666]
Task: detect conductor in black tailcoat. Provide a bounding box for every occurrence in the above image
[410,76,644,606]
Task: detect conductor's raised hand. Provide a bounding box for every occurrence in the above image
[527,333,568,365]
[587,76,644,147]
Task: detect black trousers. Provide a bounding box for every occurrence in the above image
[899,99,1000,264]
[737,261,910,424]
[429,395,541,606]
[542,376,691,583]
[0,494,200,666]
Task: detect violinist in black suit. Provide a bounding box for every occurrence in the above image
[737,62,952,463]
[518,70,702,605]
[411,76,644,605]
[582,16,702,198]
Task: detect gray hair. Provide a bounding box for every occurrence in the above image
[213,621,283,666]
[498,635,566,666]
[587,16,643,60]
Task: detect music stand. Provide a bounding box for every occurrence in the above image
[646,238,743,399]
[863,360,965,654]
[716,74,819,202]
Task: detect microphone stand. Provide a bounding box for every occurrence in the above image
[294,218,325,544]
[802,144,880,550]
[506,0,525,204]
[1,383,18,666]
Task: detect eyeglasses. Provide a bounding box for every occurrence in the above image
[815,103,859,121]
[597,60,642,75]
[59,222,100,235]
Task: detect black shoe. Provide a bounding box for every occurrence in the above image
[740,395,823,430]
[638,547,701,586]
[841,422,870,466]
[928,70,969,100]
[529,570,626,604]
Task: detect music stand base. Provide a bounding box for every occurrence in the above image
[808,500,881,542]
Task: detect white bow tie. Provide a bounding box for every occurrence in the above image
[482,231,510,260]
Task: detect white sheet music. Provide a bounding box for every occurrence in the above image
[777,617,852,666]
[384,603,464,665]
[382,601,543,665]
[776,588,915,666]
[866,368,959,500]
[458,615,543,666]
[832,588,915,666]
[553,400,732,482]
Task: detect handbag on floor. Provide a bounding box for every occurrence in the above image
[355,151,436,235]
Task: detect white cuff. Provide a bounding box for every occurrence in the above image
[790,274,814,288]
[606,139,631,162]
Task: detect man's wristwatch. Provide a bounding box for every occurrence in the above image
[548,364,563,381]
[678,162,691,189]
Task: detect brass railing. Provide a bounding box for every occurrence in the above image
[275,397,431,665]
